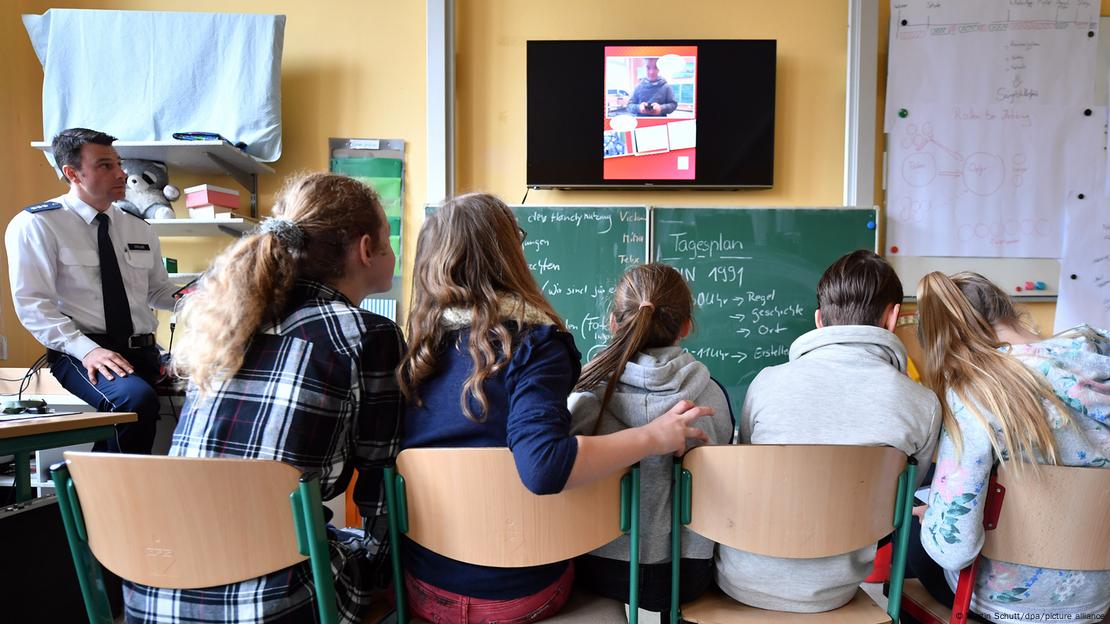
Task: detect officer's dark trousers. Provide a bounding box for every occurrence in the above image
[48,345,161,454]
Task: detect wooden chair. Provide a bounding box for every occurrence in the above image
[900,462,1110,624]
[384,447,640,623]
[51,452,342,624]
[671,445,917,624]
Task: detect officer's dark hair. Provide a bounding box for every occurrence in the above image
[51,128,117,173]
[816,249,903,327]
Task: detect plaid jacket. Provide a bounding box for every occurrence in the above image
[124,280,404,624]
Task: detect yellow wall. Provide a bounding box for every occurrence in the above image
[1,1,426,366]
[5,0,1099,366]
[455,2,1068,330]
[455,0,849,206]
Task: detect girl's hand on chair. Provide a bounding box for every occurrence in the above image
[912,505,928,519]
[645,400,714,456]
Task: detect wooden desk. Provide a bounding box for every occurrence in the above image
[0,412,137,502]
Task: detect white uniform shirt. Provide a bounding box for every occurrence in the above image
[5,191,178,360]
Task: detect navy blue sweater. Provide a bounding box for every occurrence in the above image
[401,323,582,599]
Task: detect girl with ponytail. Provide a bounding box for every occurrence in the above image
[569,263,733,614]
[914,271,1110,620]
[136,173,402,624]
[398,194,715,623]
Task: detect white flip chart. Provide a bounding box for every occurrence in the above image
[886,0,1099,127]
[886,105,1102,258]
[1056,196,1110,332]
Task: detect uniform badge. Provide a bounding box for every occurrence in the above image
[24,201,62,213]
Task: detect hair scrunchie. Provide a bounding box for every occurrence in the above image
[258,217,306,251]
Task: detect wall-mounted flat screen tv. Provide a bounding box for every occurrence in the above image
[527,39,776,190]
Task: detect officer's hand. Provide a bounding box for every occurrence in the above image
[82,347,134,384]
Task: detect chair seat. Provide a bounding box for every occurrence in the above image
[682,587,891,624]
[900,579,952,624]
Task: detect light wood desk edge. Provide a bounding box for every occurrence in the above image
[0,412,138,439]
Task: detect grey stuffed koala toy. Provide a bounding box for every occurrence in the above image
[113,159,179,220]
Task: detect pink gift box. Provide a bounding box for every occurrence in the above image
[184,184,240,209]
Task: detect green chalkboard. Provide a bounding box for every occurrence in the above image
[513,206,650,362]
[652,208,878,417]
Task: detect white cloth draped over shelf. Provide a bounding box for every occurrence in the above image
[23,9,285,162]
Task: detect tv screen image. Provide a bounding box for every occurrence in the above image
[603,45,698,181]
[528,39,775,189]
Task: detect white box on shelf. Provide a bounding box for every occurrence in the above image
[188,205,239,220]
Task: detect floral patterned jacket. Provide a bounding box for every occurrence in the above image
[921,326,1110,619]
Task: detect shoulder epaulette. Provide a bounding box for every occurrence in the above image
[24,201,62,214]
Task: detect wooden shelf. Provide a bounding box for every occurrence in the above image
[32,139,273,217]
[32,140,273,176]
[148,218,258,237]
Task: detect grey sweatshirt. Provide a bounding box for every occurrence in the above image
[569,346,734,564]
[718,325,941,612]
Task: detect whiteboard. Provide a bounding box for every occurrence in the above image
[883,11,1110,299]
[889,255,1061,302]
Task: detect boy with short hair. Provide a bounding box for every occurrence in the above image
[716,249,941,612]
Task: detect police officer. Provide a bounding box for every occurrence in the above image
[5,128,178,453]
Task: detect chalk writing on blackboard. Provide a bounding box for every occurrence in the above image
[652,208,877,416]
[515,206,877,416]
[514,206,650,363]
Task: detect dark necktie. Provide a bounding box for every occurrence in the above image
[94,213,134,343]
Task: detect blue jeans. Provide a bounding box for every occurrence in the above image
[49,346,161,454]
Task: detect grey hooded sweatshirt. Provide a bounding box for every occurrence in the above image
[717,324,941,613]
[569,346,734,564]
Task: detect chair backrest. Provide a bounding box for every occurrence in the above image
[982,461,1110,570]
[396,447,626,567]
[684,444,907,558]
[63,452,308,588]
